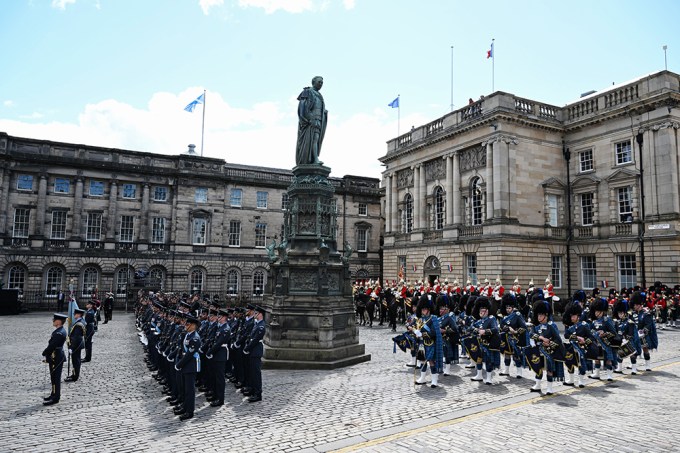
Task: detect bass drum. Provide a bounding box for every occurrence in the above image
[617,340,637,360]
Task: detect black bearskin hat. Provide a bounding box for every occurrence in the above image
[631,291,646,307]
[531,300,550,325]
[472,296,491,320]
[417,293,433,314]
[572,290,586,303]
[562,302,583,327]
[500,293,516,312]
[590,298,609,320]
[613,299,629,317]
[435,294,450,311]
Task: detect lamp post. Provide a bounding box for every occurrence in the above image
[562,142,573,297]
[636,131,647,288]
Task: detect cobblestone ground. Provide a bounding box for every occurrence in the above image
[0,313,679,452]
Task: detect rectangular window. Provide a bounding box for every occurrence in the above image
[230,188,242,207]
[618,255,637,289]
[580,255,597,290]
[551,255,562,289]
[547,194,558,227]
[398,256,407,281]
[122,183,137,199]
[119,215,134,242]
[581,193,594,226]
[579,149,594,172]
[256,191,268,209]
[255,223,267,248]
[195,187,208,203]
[86,213,103,241]
[192,218,207,245]
[358,203,368,216]
[357,227,368,252]
[615,140,632,165]
[472,193,483,226]
[618,187,633,222]
[228,220,241,247]
[51,211,67,239]
[153,186,168,201]
[281,193,289,210]
[466,254,477,284]
[151,217,165,243]
[89,180,104,196]
[12,208,30,237]
[54,178,70,194]
[17,174,33,191]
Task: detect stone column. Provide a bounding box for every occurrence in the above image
[72,176,84,238]
[419,165,426,229]
[0,168,10,234]
[493,138,510,218]
[385,174,392,233]
[651,122,680,215]
[140,183,150,242]
[390,173,398,233]
[106,180,118,239]
[453,153,461,224]
[35,174,48,236]
[445,155,453,225]
[413,165,420,230]
[485,141,494,221]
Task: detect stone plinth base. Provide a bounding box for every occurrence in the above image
[263,344,370,370]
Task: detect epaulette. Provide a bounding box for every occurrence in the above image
[548,321,554,325]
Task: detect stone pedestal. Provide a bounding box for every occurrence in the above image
[262,164,370,369]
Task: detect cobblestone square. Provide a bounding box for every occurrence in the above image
[1,312,679,452]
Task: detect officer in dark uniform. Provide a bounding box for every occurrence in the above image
[42,313,68,405]
[243,305,266,402]
[66,308,86,382]
[174,315,202,421]
[84,300,96,362]
[206,308,231,407]
[103,292,114,323]
[234,304,256,392]
[56,290,66,312]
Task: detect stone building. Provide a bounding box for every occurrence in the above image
[380,70,680,297]
[0,133,381,307]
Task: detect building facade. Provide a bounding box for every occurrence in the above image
[0,133,381,307]
[380,71,680,297]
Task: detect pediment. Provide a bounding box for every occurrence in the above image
[571,174,601,189]
[606,167,639,183]
[541,177,566,189]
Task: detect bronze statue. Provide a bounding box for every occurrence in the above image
[296,76,327,166]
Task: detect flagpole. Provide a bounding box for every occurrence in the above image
[200,89,206,157]
[397,95,400,138]
[491,38,495,93]
[450,45,454,112]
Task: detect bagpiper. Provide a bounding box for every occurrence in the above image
[412,295,444,388]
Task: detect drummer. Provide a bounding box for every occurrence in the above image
[613,299,642,375]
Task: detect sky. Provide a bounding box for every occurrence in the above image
[1,0,678,178]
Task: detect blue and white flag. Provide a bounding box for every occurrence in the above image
[388,96,399,108]
[184,93,205,112]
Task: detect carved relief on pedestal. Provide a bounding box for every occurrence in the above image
[289,270,317,291]
[460,145,486,171]
[396,168,414,188]
[424,159,445,182]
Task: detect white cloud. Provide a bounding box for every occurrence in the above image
[51,0,76,10]
[199,0,224,15]
[237,0,315,14]
[19,112,44,120]
[343,0,356,9]
[3,100,14,107]
[0,89,412,178]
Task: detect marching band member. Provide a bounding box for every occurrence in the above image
[613,299,641,375]
[469,296,501,385]
[498,293,529,379]
[528,300,565,395]
[411,295,444,388]
[590,298,619,381]
[562,302,596,388]
[437,295,459,375]
[632,291,658,371]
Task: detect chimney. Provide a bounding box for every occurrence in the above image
[185,144,197,155]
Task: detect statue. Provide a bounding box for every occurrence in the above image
[265,239,278,263]
[277,237,289,263]
[341,240,354,264]
[296,76,327,166]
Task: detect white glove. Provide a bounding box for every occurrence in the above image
[243,350,250,355]
[68,349,73,354]
[530,339,536,347]
[638,330,645,338]
[174,365,180,371]
[414,330,422,338]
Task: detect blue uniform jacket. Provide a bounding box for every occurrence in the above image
[177,331,201,373]
[69,318,86,351]
[244,319,266,358]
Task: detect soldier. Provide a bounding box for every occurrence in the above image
[243,305,266,402]
[42,313,68,405]
[206,308,232,407]
[412,295,444,388]
[56,290,66,312]
[83,300,96,362]
[528,300,565,395]
[174,315,202,421]
[469,296,501,385]
[103,292,114,324]
[632,291,658,371]
[65,308,86,382]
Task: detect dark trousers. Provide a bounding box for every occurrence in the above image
[234,350,245,384]
[104,309,112,322]
[71,349,82,379]
[85,337,93,361]
[249,356,262,396]
[214,360,226,402]
[49,356,64,400]
[57,300,65,312]
[182,372,196,414]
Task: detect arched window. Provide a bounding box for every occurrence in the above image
[471,177,483,226]
[404,193,413,233]
[226,269,239,295]
[149,267,165,289]
[81,267,99,297]
[116,267,131,296]
[189,268,205,294]
[6,265,26,292]
[45,266,64,297]
[253,269,265,296]
[434,186,445,230]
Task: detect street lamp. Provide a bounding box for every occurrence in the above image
[636,131,647,289]
[562,142,573,297]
